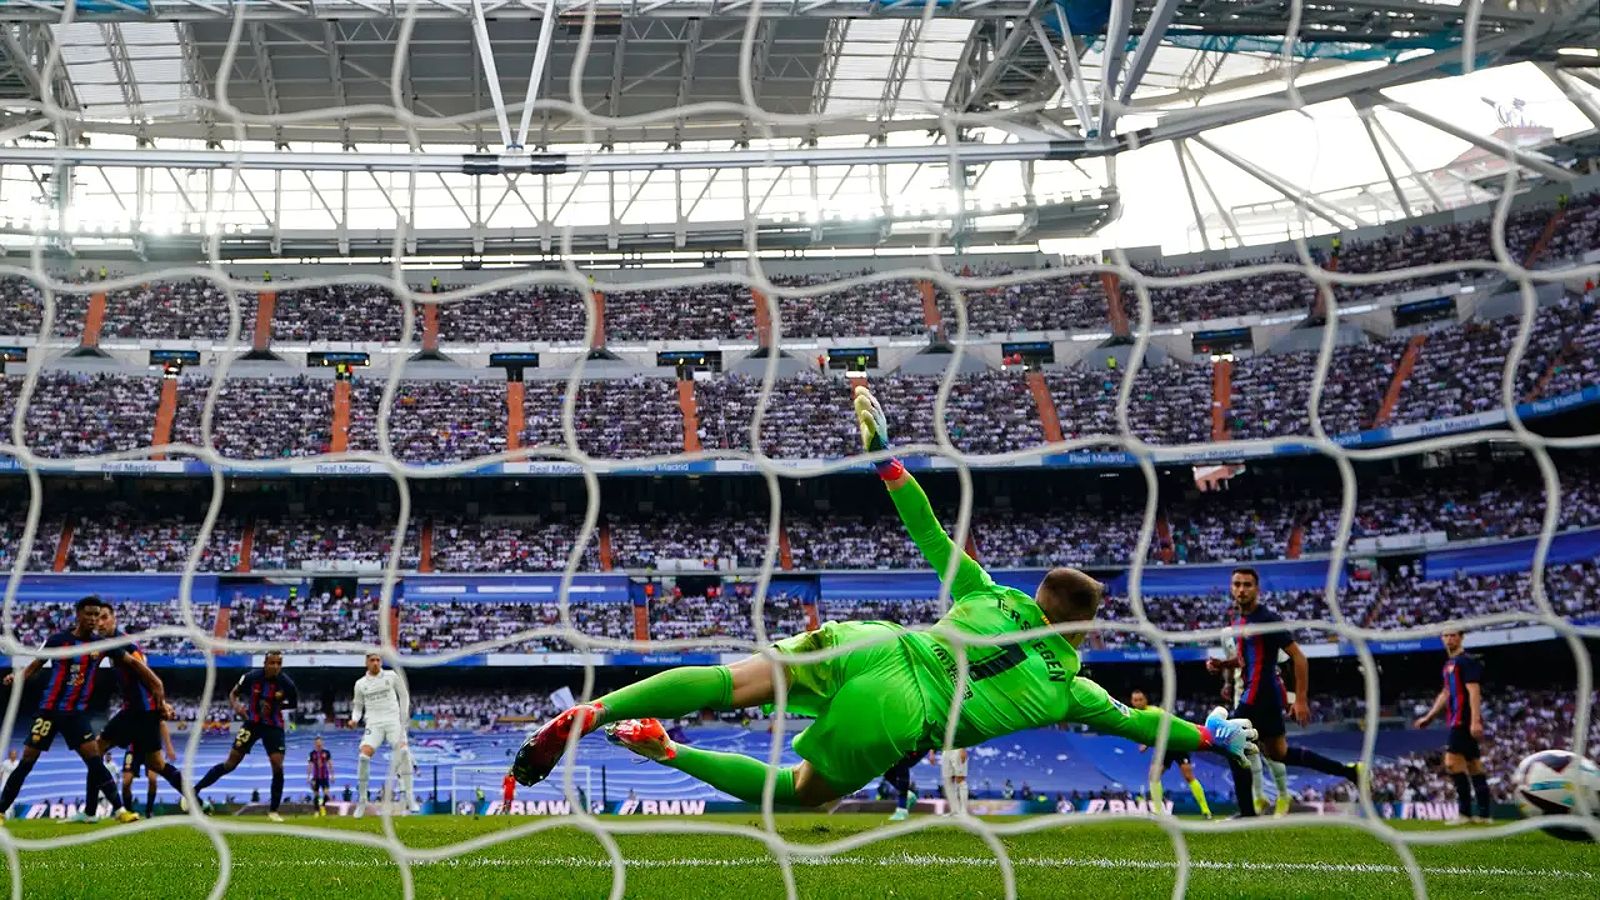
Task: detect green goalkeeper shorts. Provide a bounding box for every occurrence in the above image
[766,620,928,794]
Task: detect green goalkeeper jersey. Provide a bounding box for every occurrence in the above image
[888,478,1081,748]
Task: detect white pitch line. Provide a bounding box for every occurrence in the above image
[17,852,1598,881]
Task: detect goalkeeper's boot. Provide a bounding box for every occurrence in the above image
[113,809,141,825]
[1274,793,1292,817]
[603,719,677,763]
[267,811,285,824]
[512,703,606,786]
[69,812,98,824]
[1202,707,1258,765]
[1254,797,1270,816]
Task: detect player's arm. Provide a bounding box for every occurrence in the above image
[350,680,365,726]
[228,674,248,717]
[1204,651,1241,674]
[160,721,177,761]
[1413,688,1447,729]
[1464,658,1485,739]
[855,387,992,597]
[3,633,67,686]
[307,753,315,781]
[280,674,300,708]
[1285,640,1311,726]
[2,657,46,687]
[118,651,166,709]
[1063,678,1253,764]
[393,673,410,724]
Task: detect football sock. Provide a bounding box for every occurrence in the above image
[595,666,734,725]
[1269,759,1290,796]
[0,757,35,814]
[158,762,187,795]
[121,780,135,812]
[1471,774,1491,818]
[1229,757,1257,816]
[194,763,228,793]
[88,758,121,812]
[357,755,371,802]
[1149,778,1165,807]
[145,782,157,818]
[1250,754,1266,804]
[89,769,104,816]
[1283,746,1357,781]
[1189,778,1211,817]
[1452,772,1473,818]
[398,748,416,806]
[663,745,800,806]
[269,769,284,812]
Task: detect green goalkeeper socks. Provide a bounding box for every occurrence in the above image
[665,745,801,806]
[594,666,734,724]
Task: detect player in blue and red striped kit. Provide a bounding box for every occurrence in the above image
[193,651,300,822]
[1208,568,1360,816]
[308,736,334,816]
[1414,630,1489,822]
[94,602,190,814]
[0,596,161,823]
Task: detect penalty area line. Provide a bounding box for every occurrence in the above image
[19,852,1597,881]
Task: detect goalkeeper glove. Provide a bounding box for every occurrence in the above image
[853,386,904,481]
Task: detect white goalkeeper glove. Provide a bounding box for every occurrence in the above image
[853,386,890,454]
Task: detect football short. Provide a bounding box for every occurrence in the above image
[102,708,163,757]
[1233,698,1286,740]
[767,620,927,794]
[311,777,331,791]
[360,719,406,751]
[1160,752,1193,770]
[232,723,287,756]
[1446,726,1481,761]
[25,711,94,752]
[122,751,144,779]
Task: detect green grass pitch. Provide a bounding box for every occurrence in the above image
[4,814,1596,898]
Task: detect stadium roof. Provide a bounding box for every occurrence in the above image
[0,1,1593,257]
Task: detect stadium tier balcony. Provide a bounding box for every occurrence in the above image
[170,374,334,459]
[0,192,1595,346]
[347,379,508,464]
[428,515,600,573]
[520,376,683,459]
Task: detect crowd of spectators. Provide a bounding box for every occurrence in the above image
[5,598,214,653]
[170,374,334,458]
[696,371,1045,458]
[610,512,769,570]
[347,378,507,464]
[521,376,684,459]
[0,193,1596,347]
[427,515,600,572]
[1228,340,1399,439]
[647,583,808,646]
[398,598,632,653]
[1042,364,1213,445]
[18,372,159,458]
[66,513,241,572]
[250,517,419,571]
[227,587,384,647]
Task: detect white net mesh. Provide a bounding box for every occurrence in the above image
[0,0,1597,898]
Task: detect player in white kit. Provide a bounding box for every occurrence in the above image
[350,653,416,816]
[941,747,969,815]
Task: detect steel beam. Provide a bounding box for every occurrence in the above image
[319,21,350,147]
[0,142,1086,173]
[964,5,1041,111]
[513,0,557,150]
[1180,139,1241,246]
[1172,139,1210,251]
[1097,0,1131,138]
[468,0,513,149]
[1191,135,1361,231]
[1368,113,1447,213]
[1542,63,1600,132]
[1359,90,1575,183]
[1359,108,1413,219]
[1117,0,1180,105]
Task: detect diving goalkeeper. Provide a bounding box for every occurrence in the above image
[510,387,1257,805]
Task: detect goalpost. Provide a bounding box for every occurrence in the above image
[0,0,1594,897]
[448,765,594,816]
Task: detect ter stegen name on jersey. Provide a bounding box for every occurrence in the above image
[927,596,1071,700]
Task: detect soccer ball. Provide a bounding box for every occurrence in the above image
[1513,750,1600,842]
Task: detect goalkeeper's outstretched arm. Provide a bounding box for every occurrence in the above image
[1067,678,1255,764]
[853,386,992,598]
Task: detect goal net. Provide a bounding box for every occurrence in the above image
[0,0,1596,898]
[448,765,593,816]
